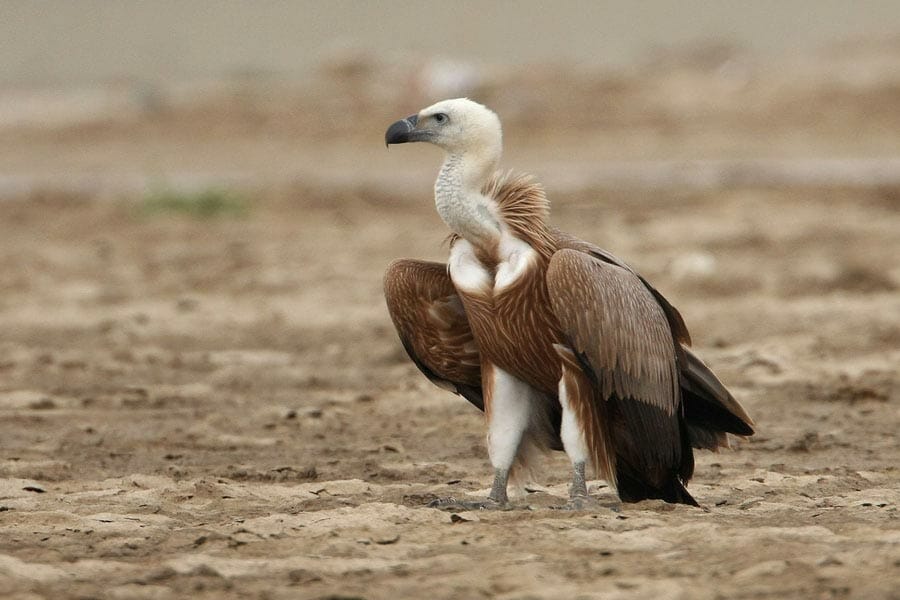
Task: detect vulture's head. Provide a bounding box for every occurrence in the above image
[385,98,502,157]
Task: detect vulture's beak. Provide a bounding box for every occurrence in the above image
[385,114,420,146]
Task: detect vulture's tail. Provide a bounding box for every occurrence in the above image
[615,462,700,507]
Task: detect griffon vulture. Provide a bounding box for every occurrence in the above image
[383,98,754,507]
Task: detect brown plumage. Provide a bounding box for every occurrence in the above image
[383,259,482,409]
[383,99,754,507]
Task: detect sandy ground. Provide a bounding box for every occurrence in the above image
[1,45,900,599]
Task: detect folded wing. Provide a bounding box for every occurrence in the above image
[383,259,483,409]
[546,248,696,505]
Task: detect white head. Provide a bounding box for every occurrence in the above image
[386,99,505,245]
[385,98,502,161]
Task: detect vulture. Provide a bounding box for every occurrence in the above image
[383,98,754,507]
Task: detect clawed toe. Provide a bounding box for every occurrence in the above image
[427,496,508,511]
[557,495,619,512]
[564,495,596,511]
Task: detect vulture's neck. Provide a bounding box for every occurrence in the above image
[434,150,501,249]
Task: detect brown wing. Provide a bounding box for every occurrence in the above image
[383,259,483,410]
[553,229,754,450]
[546,248,696,505]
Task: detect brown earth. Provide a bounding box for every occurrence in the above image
[1,46,899,599]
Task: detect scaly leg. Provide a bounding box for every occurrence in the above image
[484,366,535,505]
[570,460,588,500]
[487,468,510,504]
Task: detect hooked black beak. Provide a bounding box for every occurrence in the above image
[385,114,419,146]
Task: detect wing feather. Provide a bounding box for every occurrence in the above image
[384,259,483,410]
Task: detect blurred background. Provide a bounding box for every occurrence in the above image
[4,0,900,187]
[2,0,899,331]
[5,0,900,84]
[1,3,899,598]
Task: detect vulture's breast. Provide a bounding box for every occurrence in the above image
[449,236,563,393]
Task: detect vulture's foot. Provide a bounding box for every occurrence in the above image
[427,496,509,511]
[554,492,620,512]
[428,468,513,510]
[560,494,607,511]
[555,461,618,511]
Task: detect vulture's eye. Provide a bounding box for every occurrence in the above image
[434,113,448,124]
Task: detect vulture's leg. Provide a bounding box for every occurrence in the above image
[483,365,537,506]
[570,460,589,500]
[431,362,540,510]
[429,364,533,511]
[559,376,591,505]
[554,348,619,511]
